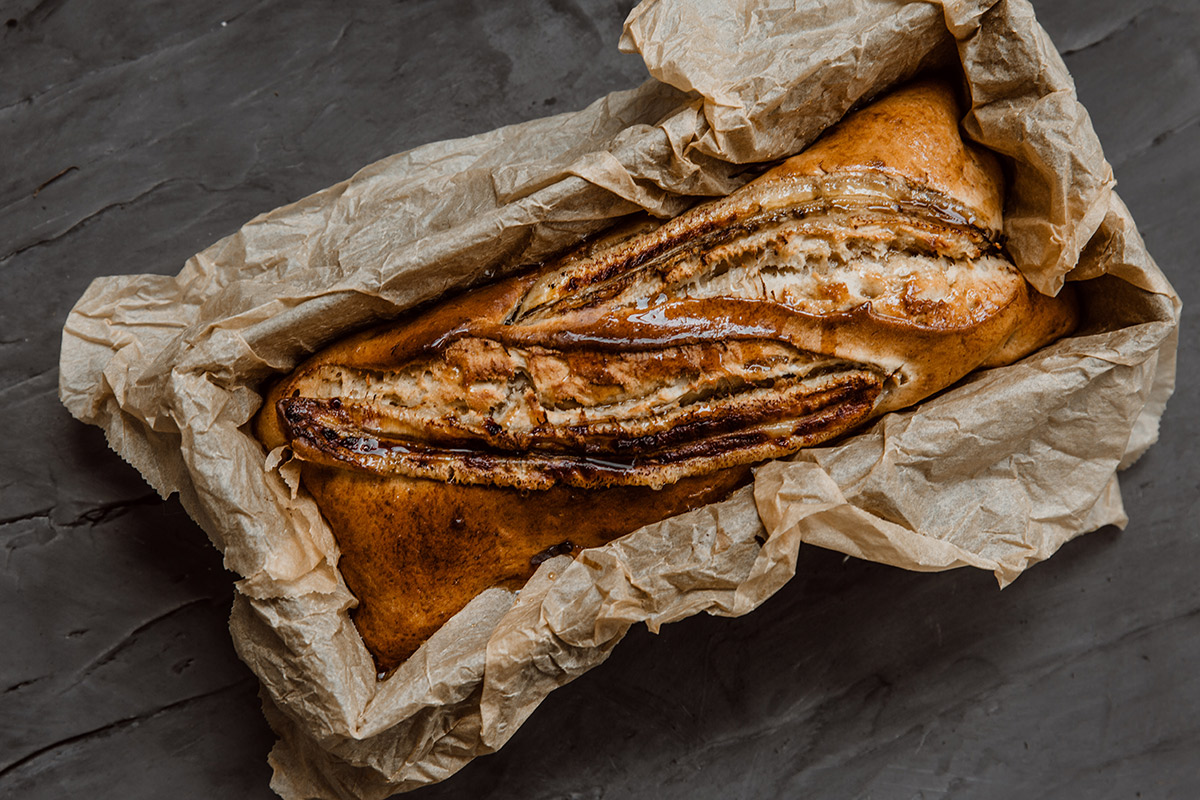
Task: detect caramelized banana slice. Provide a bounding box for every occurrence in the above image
[276,335,885,489]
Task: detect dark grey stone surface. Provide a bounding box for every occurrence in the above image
[1,1,1195,797]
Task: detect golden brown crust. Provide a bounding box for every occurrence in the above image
[306,464,751,670]
[978,281,1080,368]
[255,79,1077,671]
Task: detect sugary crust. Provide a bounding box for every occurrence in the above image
[255,80,1077,671]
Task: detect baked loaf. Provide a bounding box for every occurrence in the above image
[256,80,1078,671]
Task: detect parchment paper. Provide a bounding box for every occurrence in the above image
[58,0,1181,797]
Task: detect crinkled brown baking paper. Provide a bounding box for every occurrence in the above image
[58,0,1180,796]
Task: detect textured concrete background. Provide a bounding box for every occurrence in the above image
[2,1,1196,797]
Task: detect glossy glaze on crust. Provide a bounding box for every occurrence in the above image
[255,80,1079,670]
